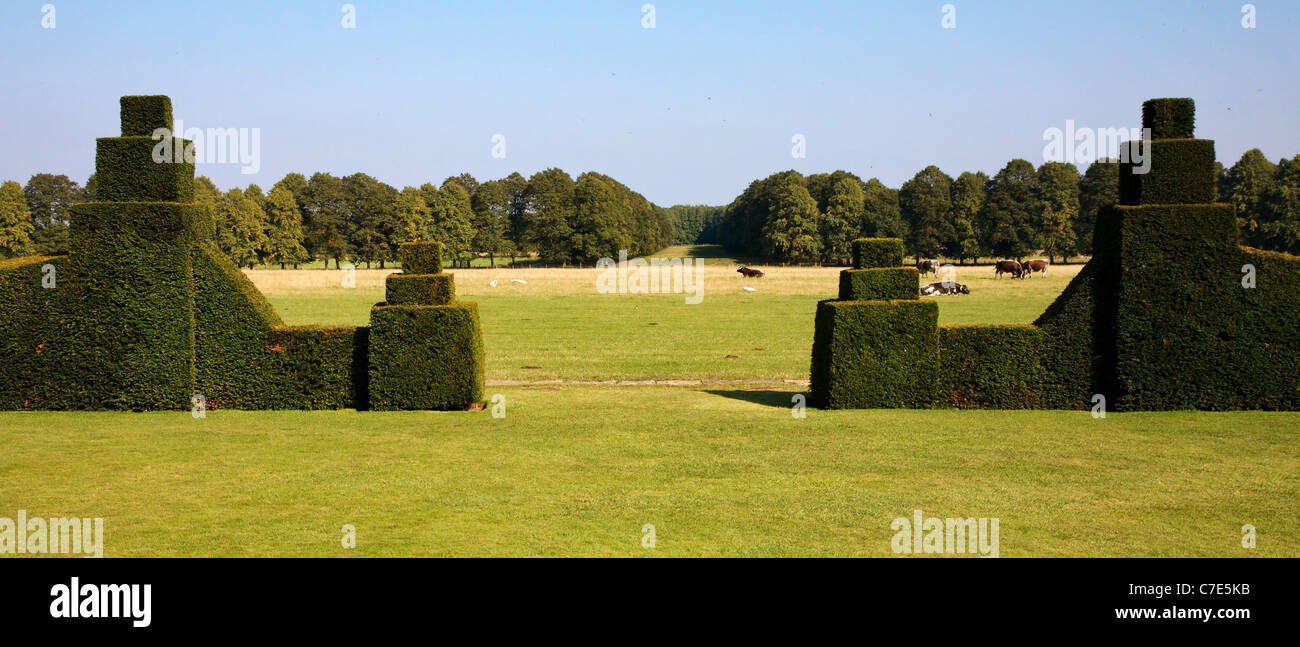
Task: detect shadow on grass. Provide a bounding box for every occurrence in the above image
[705,389,803,408]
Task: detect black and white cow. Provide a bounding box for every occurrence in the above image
[920,282,970,296]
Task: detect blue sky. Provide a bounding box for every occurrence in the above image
[1,0,1296,205]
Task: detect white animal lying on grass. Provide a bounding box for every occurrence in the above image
[511,279,527,284]
[742,286,756,292]
[488,280,498,287]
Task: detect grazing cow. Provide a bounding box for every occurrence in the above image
[1022,259,1049,277]
[920,282,970,296]
[994,260,1024,279]
[737,267,765,278]
[916,259,939,277]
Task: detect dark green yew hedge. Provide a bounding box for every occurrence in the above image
[1119,139,1216,206]
[838,268,918,301]
[810,299,938,409]
[400,241,444,274]
[937,326,1048,409]
[0,93,358,411]
[1109,204,1300,410]
[851,238,904,269]
[0,256,78,410]
[368,302,485,410]
[1142,98,1195,140]
[120,95,174,137]
[191,243,362,410]
[386,273,455,305]
[94,138,195,203]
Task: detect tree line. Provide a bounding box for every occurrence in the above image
[715,150,1300,264]
[661,205,724,245]
[0,169,672,268]
[2,150,1297,264]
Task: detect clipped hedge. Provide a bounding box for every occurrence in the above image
[385,273,455,305]
[120,95,173,137]
[810,299,938,408]
[368,302,485,410]
[1119,139,1215,206]
[1142,98,1195,140]
[0,96,376,412]
[851,238,904,269]
[937,325,1049,409]
[1109,203,1300,409]
[190,242,363,409]
[0,255,81,410]
[67,201,205,410]
[400,241,444,274]
[94,138,196,203]
[838,268,918,301]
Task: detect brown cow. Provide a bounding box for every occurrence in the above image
[737,267,765,278]
[1022,259,1049,277]
[994,260,1024,279]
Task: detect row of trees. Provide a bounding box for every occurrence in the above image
[719,170,909,263]
[0,170,671,267]
[717,163,1110,264]
[661,205,724,245]
[3,149,1298,263]
[0,173,88,258]
[205,169,670,269]
[717,150,1300,264]
[1220,150,1300,255]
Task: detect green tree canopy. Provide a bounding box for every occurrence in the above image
[900,165,954,259]
[820,176,864,264]
[520,168,576,262]
[264,186,308,268]
[861,178,906,240]
[1225,149,1278,247]
[979,159,1039,259]
[216,188,268,269]
[948,171,987,262]
[1076,159,1118,256]
[761,177,821,262]
[0,180,34,258]
[343,172,398,267]
[302,173,351,268]
[1256,155,1300,255]
[431,181,476,266]
[1034,162,1080,262]
[23,173,85,255]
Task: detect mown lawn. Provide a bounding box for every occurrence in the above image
[1,386,1296,557]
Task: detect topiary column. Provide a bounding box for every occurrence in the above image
[809,238,938,408]
[368,241,485,410]
[65,95,206,410]
[1101,98,1264,409]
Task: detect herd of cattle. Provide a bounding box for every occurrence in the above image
[736,259,1050,297]
[917,258,1048,280]
[915,258,1051,296]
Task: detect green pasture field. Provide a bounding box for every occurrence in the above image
[2,245,1296,557]
[250,245,1082,382]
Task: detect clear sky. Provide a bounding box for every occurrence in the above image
[1,0,1296,205]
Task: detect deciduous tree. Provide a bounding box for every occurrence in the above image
[0,181,34,258]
